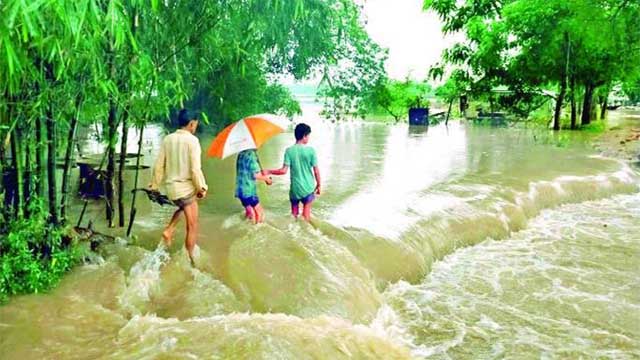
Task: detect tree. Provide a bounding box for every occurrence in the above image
[424,0,640,128]
[433,69,469,125]
[362,78,432,122]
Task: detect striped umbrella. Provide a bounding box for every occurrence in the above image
[207,114,287,159]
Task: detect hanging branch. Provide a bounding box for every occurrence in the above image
[126,74,157,237]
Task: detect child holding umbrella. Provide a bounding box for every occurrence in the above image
[235,149,272,223]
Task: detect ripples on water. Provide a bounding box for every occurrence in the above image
[0,115,639,359]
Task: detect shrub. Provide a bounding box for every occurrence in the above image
[0,200,80,303]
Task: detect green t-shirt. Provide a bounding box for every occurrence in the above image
[284,144,318,200]
[235,150,260,198]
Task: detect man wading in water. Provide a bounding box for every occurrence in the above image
[150,109,208,265]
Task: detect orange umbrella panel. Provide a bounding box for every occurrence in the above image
[207,114,287,159]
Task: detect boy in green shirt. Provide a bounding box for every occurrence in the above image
[235,149,272,224]
[267,123,321,221]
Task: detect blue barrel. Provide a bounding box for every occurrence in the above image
[409,108,429,126]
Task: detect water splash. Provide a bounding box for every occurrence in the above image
[117,245,170,316]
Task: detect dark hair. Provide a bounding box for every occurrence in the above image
[294,123,311,141]
[177,109,199,127]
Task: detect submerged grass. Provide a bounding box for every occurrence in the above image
[581,121,607,134]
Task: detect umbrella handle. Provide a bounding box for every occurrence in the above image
[256,151,264,173]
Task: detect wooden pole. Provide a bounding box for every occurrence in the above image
[445,99,454,126]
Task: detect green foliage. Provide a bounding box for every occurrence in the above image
[361,78,433,122]
[0,0,385,131]
[425,0,640,123]
[315,2,388,121]
[622,72,640,104]
[0,199,80,303]
[581,121,607,134]
[187,68,302,128]
[433,70,469,103]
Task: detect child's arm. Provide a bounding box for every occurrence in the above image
[254,171,273,185]
[313,166,321,195]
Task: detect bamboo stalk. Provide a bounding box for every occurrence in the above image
[10,127,23,219]
[106,100,117,227]
[46,106,59,225]
[570,72,577,129]
[8,95,25,219]
[126,124,145,237]
[23,123,32,217]
[35,116,45,197]
[117,109,130,227]
[60,94,83,223]
[126,59,156,237]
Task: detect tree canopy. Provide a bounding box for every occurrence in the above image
[425,0,640,128]
[358,78,433,122]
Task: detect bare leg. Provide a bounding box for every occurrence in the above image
[254,203,265,224]
[162,208,183,246]
[302,200,313,222]
[291,202,300,219]
[245,206,254,219]
[245,206,255,221]
[183,201,199,266]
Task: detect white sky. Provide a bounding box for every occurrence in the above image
[363,0,460,80]
[280,0,462,86]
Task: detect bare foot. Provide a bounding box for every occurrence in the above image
[161,228,174,247]
[188,246,200,268]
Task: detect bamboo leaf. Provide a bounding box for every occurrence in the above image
[3,36,18,77]
[200,112,210,125]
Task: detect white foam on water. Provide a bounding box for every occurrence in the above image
[382,193,640,358]
[222,214,245,229]
[117,244,170,316]
[369,299,432,358]
[83,252,106,265]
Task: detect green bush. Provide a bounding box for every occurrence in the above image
[581,121,607,134]
[0,201,80,304]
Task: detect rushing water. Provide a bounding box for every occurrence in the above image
[1,108,639,359]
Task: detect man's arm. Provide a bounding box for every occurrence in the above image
[267,165,288,176]
[190,139,208,197]
[313,166,321,195]
[149,141,166,190]
[311,148,320,194]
